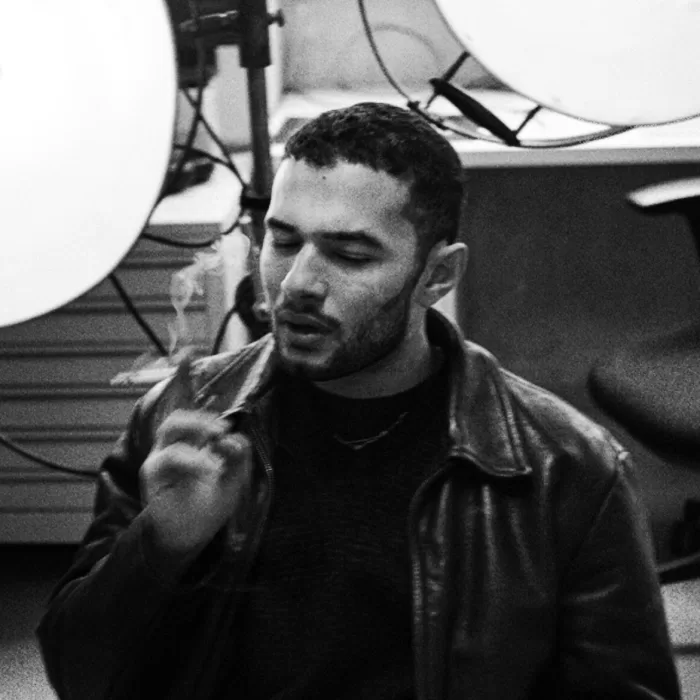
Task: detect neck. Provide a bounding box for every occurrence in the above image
[314,324,437,399]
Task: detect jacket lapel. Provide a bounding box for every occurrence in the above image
[426,309,532,479]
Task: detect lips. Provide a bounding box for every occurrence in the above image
[276,310,334,333]
[276,309,334,349]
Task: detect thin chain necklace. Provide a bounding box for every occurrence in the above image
[332,411,409,451]
[325,348,443,451]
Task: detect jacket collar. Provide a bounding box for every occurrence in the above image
[196,309,532,480]
[426,309,532,478]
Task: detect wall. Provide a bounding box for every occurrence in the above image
[457,161,700,560]
[0,239,214,542]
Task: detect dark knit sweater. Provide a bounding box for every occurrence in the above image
[229,355,450,699]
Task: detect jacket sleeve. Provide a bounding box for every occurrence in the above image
[552,450,681,699]
[35,388,229,700]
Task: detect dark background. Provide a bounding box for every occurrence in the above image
[457,161,700,560]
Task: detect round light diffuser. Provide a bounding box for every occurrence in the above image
[434,0,700,126]
[0,0,177,327]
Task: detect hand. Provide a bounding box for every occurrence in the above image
[139,357,253,557]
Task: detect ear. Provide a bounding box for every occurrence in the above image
[415,242,469,309]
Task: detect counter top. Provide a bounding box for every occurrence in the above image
[271,90,700,168]
[146,164,243,240]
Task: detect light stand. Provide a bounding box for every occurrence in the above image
[232,0,283,322]
[238,0,280,250]
[178,0,282,322]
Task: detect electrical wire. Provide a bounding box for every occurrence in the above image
[171,144,243,178]
[221,210,244,237]
[8,3,234,480]
[109,273,169,356]
[142,212,241,248]
[211,301,240,355]
[139,0,214,248]
[142,231,220,249]
[356,0,632,148]
[140,2,251,250]
[357,0,414,104]
[210,271,271,354]
[209,213,248,354]
[180,89,246,186]
[161,0,209,198]
[436,113,631,149]
[0,431,98,480]
[142,148,244,248]
[8,217,245,477]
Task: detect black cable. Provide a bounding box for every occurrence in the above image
[4,10,223,483]
[139,0,211,240]
[211,301,240,355]
[357,0,415,104]
[515,106,542,136]
[109,273,169,356]
[161,0,209,199]
[356,0,632,148]
[143,212,246,353]
[220,210,243,237]
[210,271,271,354]
[141,232,219,249]
[180,89,246,186]
[1,273,169,478]
[142,173,243,248]
[142,215,240,247]
[171,144,243,178]
[0,431,98,480]
[208,215,248,354]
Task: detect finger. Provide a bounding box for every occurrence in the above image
[211,433,252,468]
[155,409,229,449]
[142,442,211,488]
[211,434,253,505]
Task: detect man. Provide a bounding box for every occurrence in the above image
[38,102,679,700]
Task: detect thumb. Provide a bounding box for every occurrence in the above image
[215,433,254,521]
[214,433,253,473]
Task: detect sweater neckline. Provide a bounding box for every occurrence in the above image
[277,349,448,453]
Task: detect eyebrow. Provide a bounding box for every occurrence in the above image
[265,217,383,249]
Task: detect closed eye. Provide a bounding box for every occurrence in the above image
[269,232,301,251]
[333,251,372,264]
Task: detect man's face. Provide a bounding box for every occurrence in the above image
[260,158,425,382]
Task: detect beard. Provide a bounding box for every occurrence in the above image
[271,274,418,382]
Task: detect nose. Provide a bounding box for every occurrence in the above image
[280,244,327,302]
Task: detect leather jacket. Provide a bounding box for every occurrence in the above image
[37,309,680,699]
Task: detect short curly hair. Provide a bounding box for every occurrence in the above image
[283,102,464,259]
